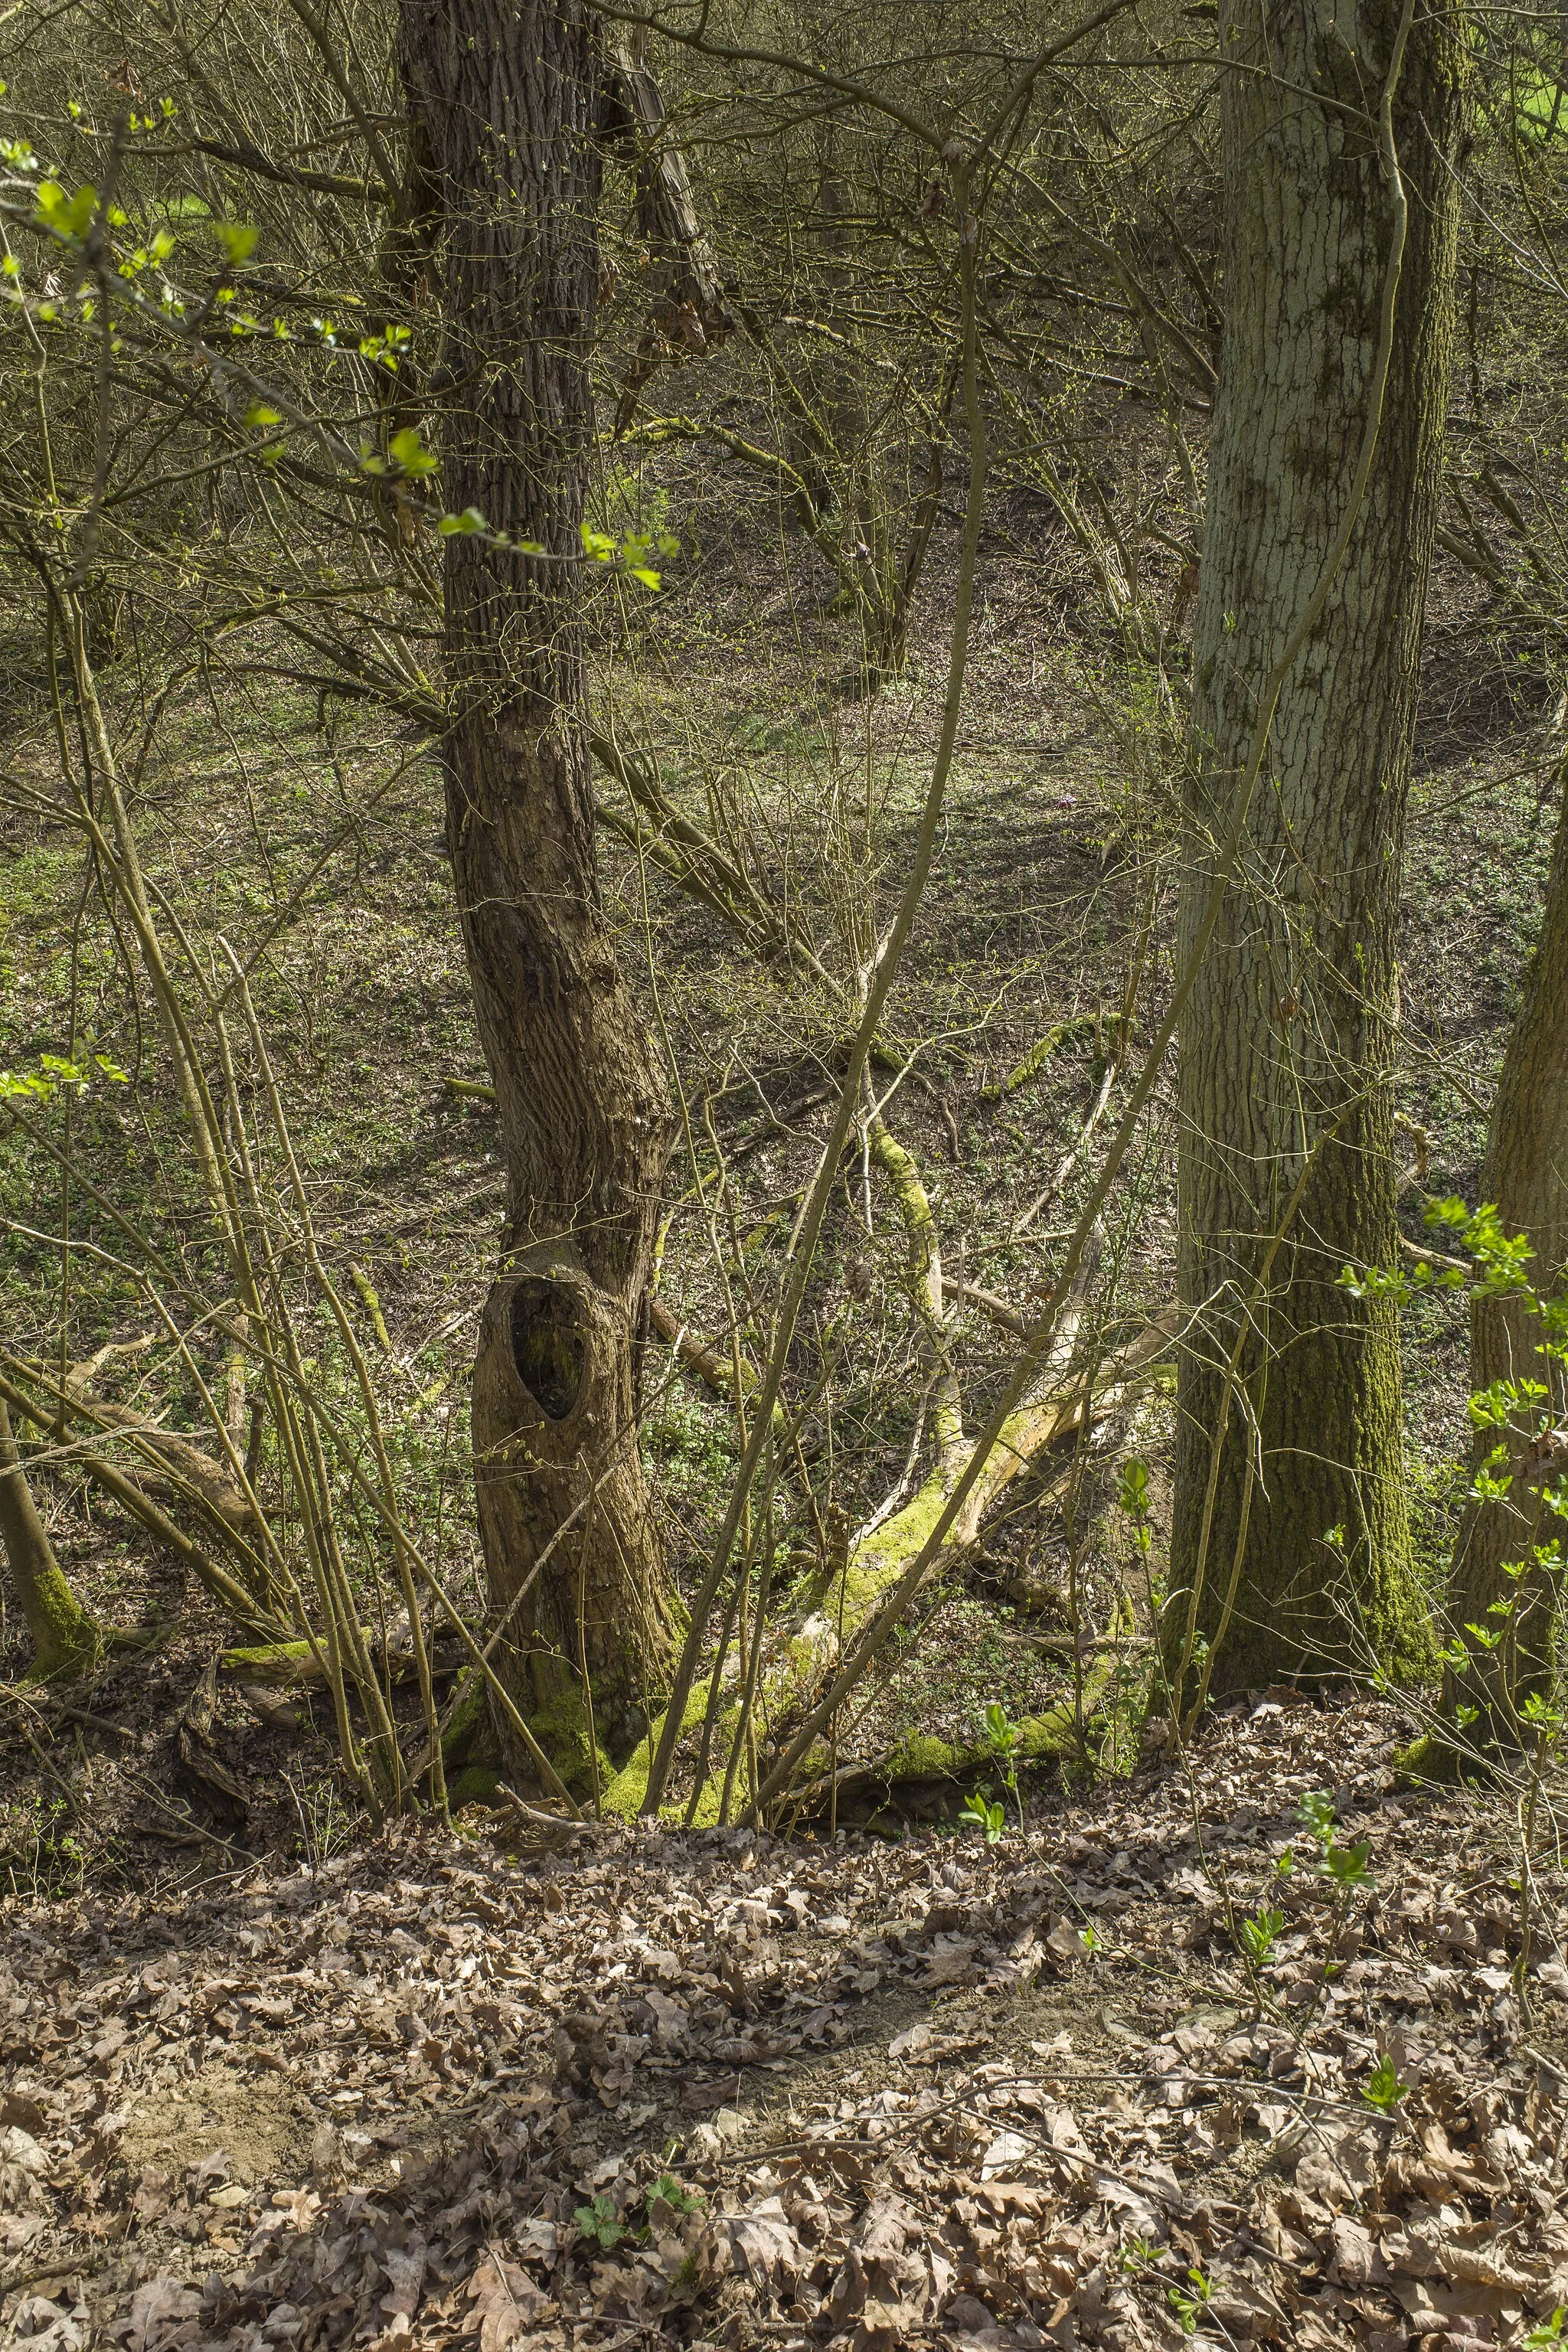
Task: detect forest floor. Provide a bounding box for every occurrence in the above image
[5,1694,1568,2352]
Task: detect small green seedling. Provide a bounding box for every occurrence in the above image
[961,1791,1006,1845]
[1168,2267,1213,2336]
[1321,1838,1373,1889]
[1525,2309,1566,2349]
[645,2173,704,2220]
[1241,1906,1284,1966]
[574,2191,626,2249]
[1361,2053,1406,2114]
[982,1698,1026,1826]
[1298,1789,1337,1849]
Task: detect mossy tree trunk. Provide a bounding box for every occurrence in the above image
[1446,780,1568,1740]
[397,0,678,1766]
[0,1396,98,1678]
[1167,0,1466,1698]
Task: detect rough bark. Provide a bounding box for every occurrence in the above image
[397,0,677,1766]
[1168,0,1466,1697]
[0,1395,98,1678]
[1445,779,1568,1739]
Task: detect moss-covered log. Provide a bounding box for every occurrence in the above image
[602,1314,1174,1821]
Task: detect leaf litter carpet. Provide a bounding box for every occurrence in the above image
[5,1695,1568,2352]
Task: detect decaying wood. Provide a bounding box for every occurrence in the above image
[176,1658,250,1815]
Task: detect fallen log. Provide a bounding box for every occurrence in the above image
[603,1305,1178,1821]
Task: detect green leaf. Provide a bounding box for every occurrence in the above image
[645,2173,704,2217]
[1297,1790,1336,1845]
[1322,1838,1373,1888]
[573,2191,626,2249]
[959,1790,1005,1845]
[1118,1458,1150,1515]
[389,425,439,478]
[1241,1906,1283,1965]
[34,181,98,240]
[212,219,258,266]
[438,506,487,536]
[1361,2053,1406,2113]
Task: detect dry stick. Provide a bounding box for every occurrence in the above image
[0,1226,340,1698]
[202,1005,390,1809]
[1011,1050,1118,1238]
[2,1342,281,1606]
[234,1059,416,1802]
[638,158,990,1819]
[629,792,802,1814]
[749,0,1419,1821]
[719,1449,779,1825]
[33,616,362,1763]
[576,1474,604,1821]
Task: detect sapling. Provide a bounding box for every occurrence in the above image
[574,2192,626,2249]
[1361,2052,1406,2114]
[983,1697,1025,1827]
[1167,2267,1214,2337]
[1240,1906,1285,1968]
[961,1791,1007,1844]
[1344,1197,1568,1986]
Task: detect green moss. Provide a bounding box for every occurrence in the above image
[23,1589,101,1683]
[844,1468,957,1602]
[532,1684,613,1798]
[1393,1731,1465,1785]
[882,1655,1116,1787]
[887,1731,965,1777]
[219,1637,338,1685]
[1015,1697,1088,1760]
[447,1765,502,1811]
[601,1680,717,1821]
[439,1674,497,1771]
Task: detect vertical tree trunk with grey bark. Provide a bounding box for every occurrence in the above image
[397,0,677,1774]
[1166,0,1466,1699]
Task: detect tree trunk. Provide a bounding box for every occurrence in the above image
[397,0,677,1773]
[0,1395,98,1677]
[1167,0,1465,1699]
[1445,777,1568,1741]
